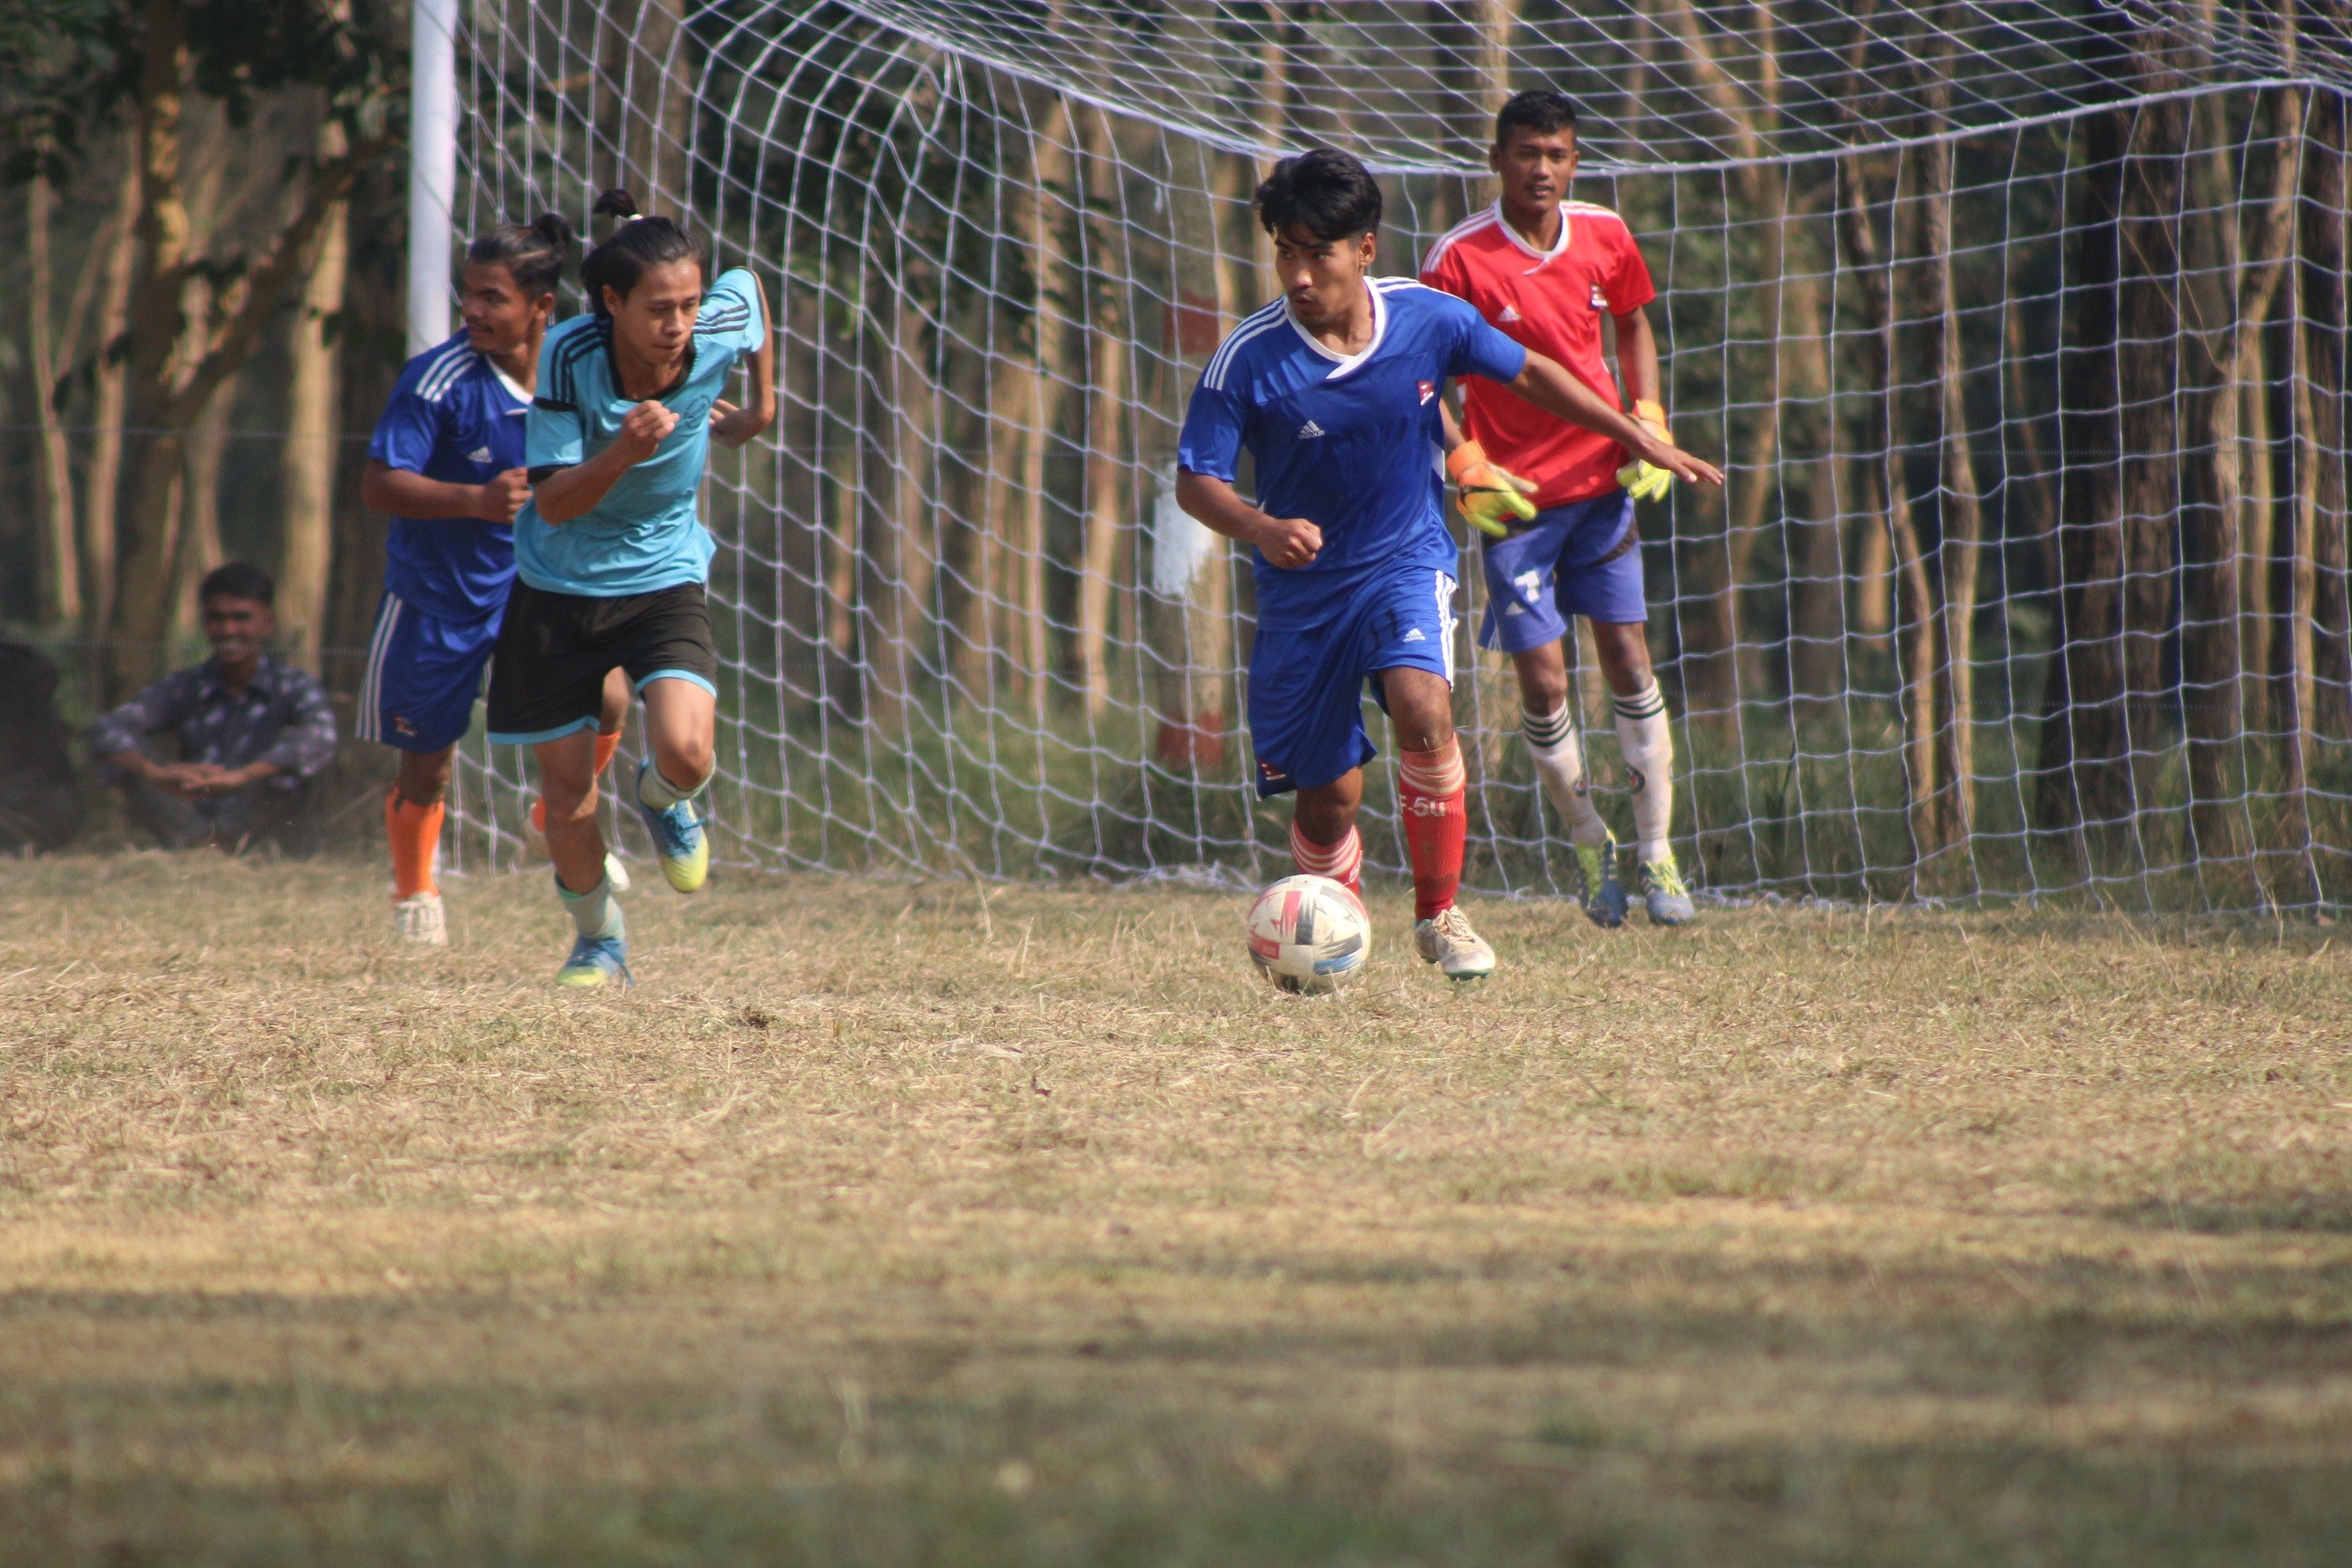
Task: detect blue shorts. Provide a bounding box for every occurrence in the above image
[355,590,500,753]
[1247,564,1457,798]
[1479,489,1648,653]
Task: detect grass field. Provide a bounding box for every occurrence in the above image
[1,853,2348,1565]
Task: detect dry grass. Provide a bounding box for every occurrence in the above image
[0,851,2348,1565]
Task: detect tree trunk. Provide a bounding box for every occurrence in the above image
[863,282,935,734]
[2177,112,2247,872]
[1841,152,1943,870]
[2117,94,2189,799]
[174,373,233,637]
[27,173,83,629]
[278,120,350,670]
[2039,110,2133,840]
[2305,92,2352,740]
[85,142,143,642]
[1920,128,1984,860]
[1077,104,1129,720]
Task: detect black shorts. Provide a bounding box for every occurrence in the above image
[485,580,719,744]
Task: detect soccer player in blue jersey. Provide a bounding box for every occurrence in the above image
[359,215,632,946]
[1176,150,1719,979]
[485,190,774,988]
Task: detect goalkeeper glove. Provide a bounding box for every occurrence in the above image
[1446,440,1539,538]
[1615,398,1676,505]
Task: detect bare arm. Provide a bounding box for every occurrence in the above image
[358,459,532,524]
[1173,469,1323,570]
[534,401,681,524]
[1498,350,1723,487]
[710,273,778,449]
[1612,305,1662,409]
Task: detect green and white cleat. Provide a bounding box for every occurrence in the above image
[556,933,632,989]
[633,759,709,893]
[1413,906,1497,982]
[1573,834,1629,929]
[1639,854,1696,926]
[394,891,446,946]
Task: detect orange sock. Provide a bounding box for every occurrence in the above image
[1397,740,1467,921]
[386,788,445,899]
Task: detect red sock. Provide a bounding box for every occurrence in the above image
[386,788,444,899]
[593,727,622,779]
[1396,740,1466,921]
[1289,820,1363,897]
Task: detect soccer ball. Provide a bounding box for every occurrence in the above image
[1245,875,1371,995]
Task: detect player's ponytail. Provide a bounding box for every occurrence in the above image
[466,211,573,299]
[582,188,704,318]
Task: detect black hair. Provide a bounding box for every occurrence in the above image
[1254,148,1383,242]
[201,562,275,608]
[1495,89,1579,147]
[466,212,573,298]
[580,189,704,318]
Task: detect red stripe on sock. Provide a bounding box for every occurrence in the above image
[1289,822,1363,895]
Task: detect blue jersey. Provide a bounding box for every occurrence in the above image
[1177,278,1527,629]
[367,332,532,622]
[517,267,765,599]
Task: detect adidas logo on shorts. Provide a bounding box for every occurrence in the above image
[468,446,493,463]
[1402,628,1426,642]
[1297,419,1327,439]
[1499,304,1522,323]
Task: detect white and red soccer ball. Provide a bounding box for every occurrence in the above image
[1245,875,1371,995]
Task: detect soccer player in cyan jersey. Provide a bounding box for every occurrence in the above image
[485,191,774,987]
[359,215,632,946]
[1178,150,1720,980]
[1421,90,1695,927]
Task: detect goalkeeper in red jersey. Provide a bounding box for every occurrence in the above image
[1420,89,1694,927]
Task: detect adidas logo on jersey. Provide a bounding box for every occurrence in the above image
[468,446,493,463]
[1297,419,1327,439]
[1402,627,1426,643]
[1498,305,1523,323]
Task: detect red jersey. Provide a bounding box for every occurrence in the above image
[1419,201,1658,508]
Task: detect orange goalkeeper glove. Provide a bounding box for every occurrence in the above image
[1447,440,1539,538]
[1615,398,1675,504]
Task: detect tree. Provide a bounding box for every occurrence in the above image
[94,0,394,697]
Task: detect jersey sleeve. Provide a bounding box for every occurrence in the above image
[1602,219,1658,314]
[524,327,587,474]
[1442,293,1529,385]
[696,268,767,365]
[1416,238,1465,299]
[366,360,448,475]
[1176,372,1249,484]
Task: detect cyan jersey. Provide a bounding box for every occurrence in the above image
[367,332,532,622]
[1178,278,1528,628]
[516,267,765,599]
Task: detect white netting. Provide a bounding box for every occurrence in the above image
[444,0,2352,910]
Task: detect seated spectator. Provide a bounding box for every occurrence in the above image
[0,641,86,852]
[91,563,338,857]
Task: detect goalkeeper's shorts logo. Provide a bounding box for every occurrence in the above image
[1625,765,1648,795]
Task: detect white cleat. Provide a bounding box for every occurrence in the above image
[603,851,632,894]
[394,891,447,947]
[1413,906,1496,982]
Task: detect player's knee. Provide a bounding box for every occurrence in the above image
[1516,666,1570,717]
[654,738,714,790]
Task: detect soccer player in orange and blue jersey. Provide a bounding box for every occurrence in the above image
[1420,90,1697,926]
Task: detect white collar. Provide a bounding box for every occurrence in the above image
[1494,200,1573,264]
[486,358,532,407]
[1286,280,1388,381]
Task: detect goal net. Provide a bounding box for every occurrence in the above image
[441,0,2352,913]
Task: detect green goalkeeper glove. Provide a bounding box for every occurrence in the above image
[1615,398,1676,505]
[1446,440,1539,538]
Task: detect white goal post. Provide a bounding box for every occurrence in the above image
[421,0,2352,914]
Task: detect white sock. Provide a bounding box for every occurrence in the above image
[637,763,707,812]
[556,873,625,941]
[1521,705,1612,848]
[1613,681,1676,866]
